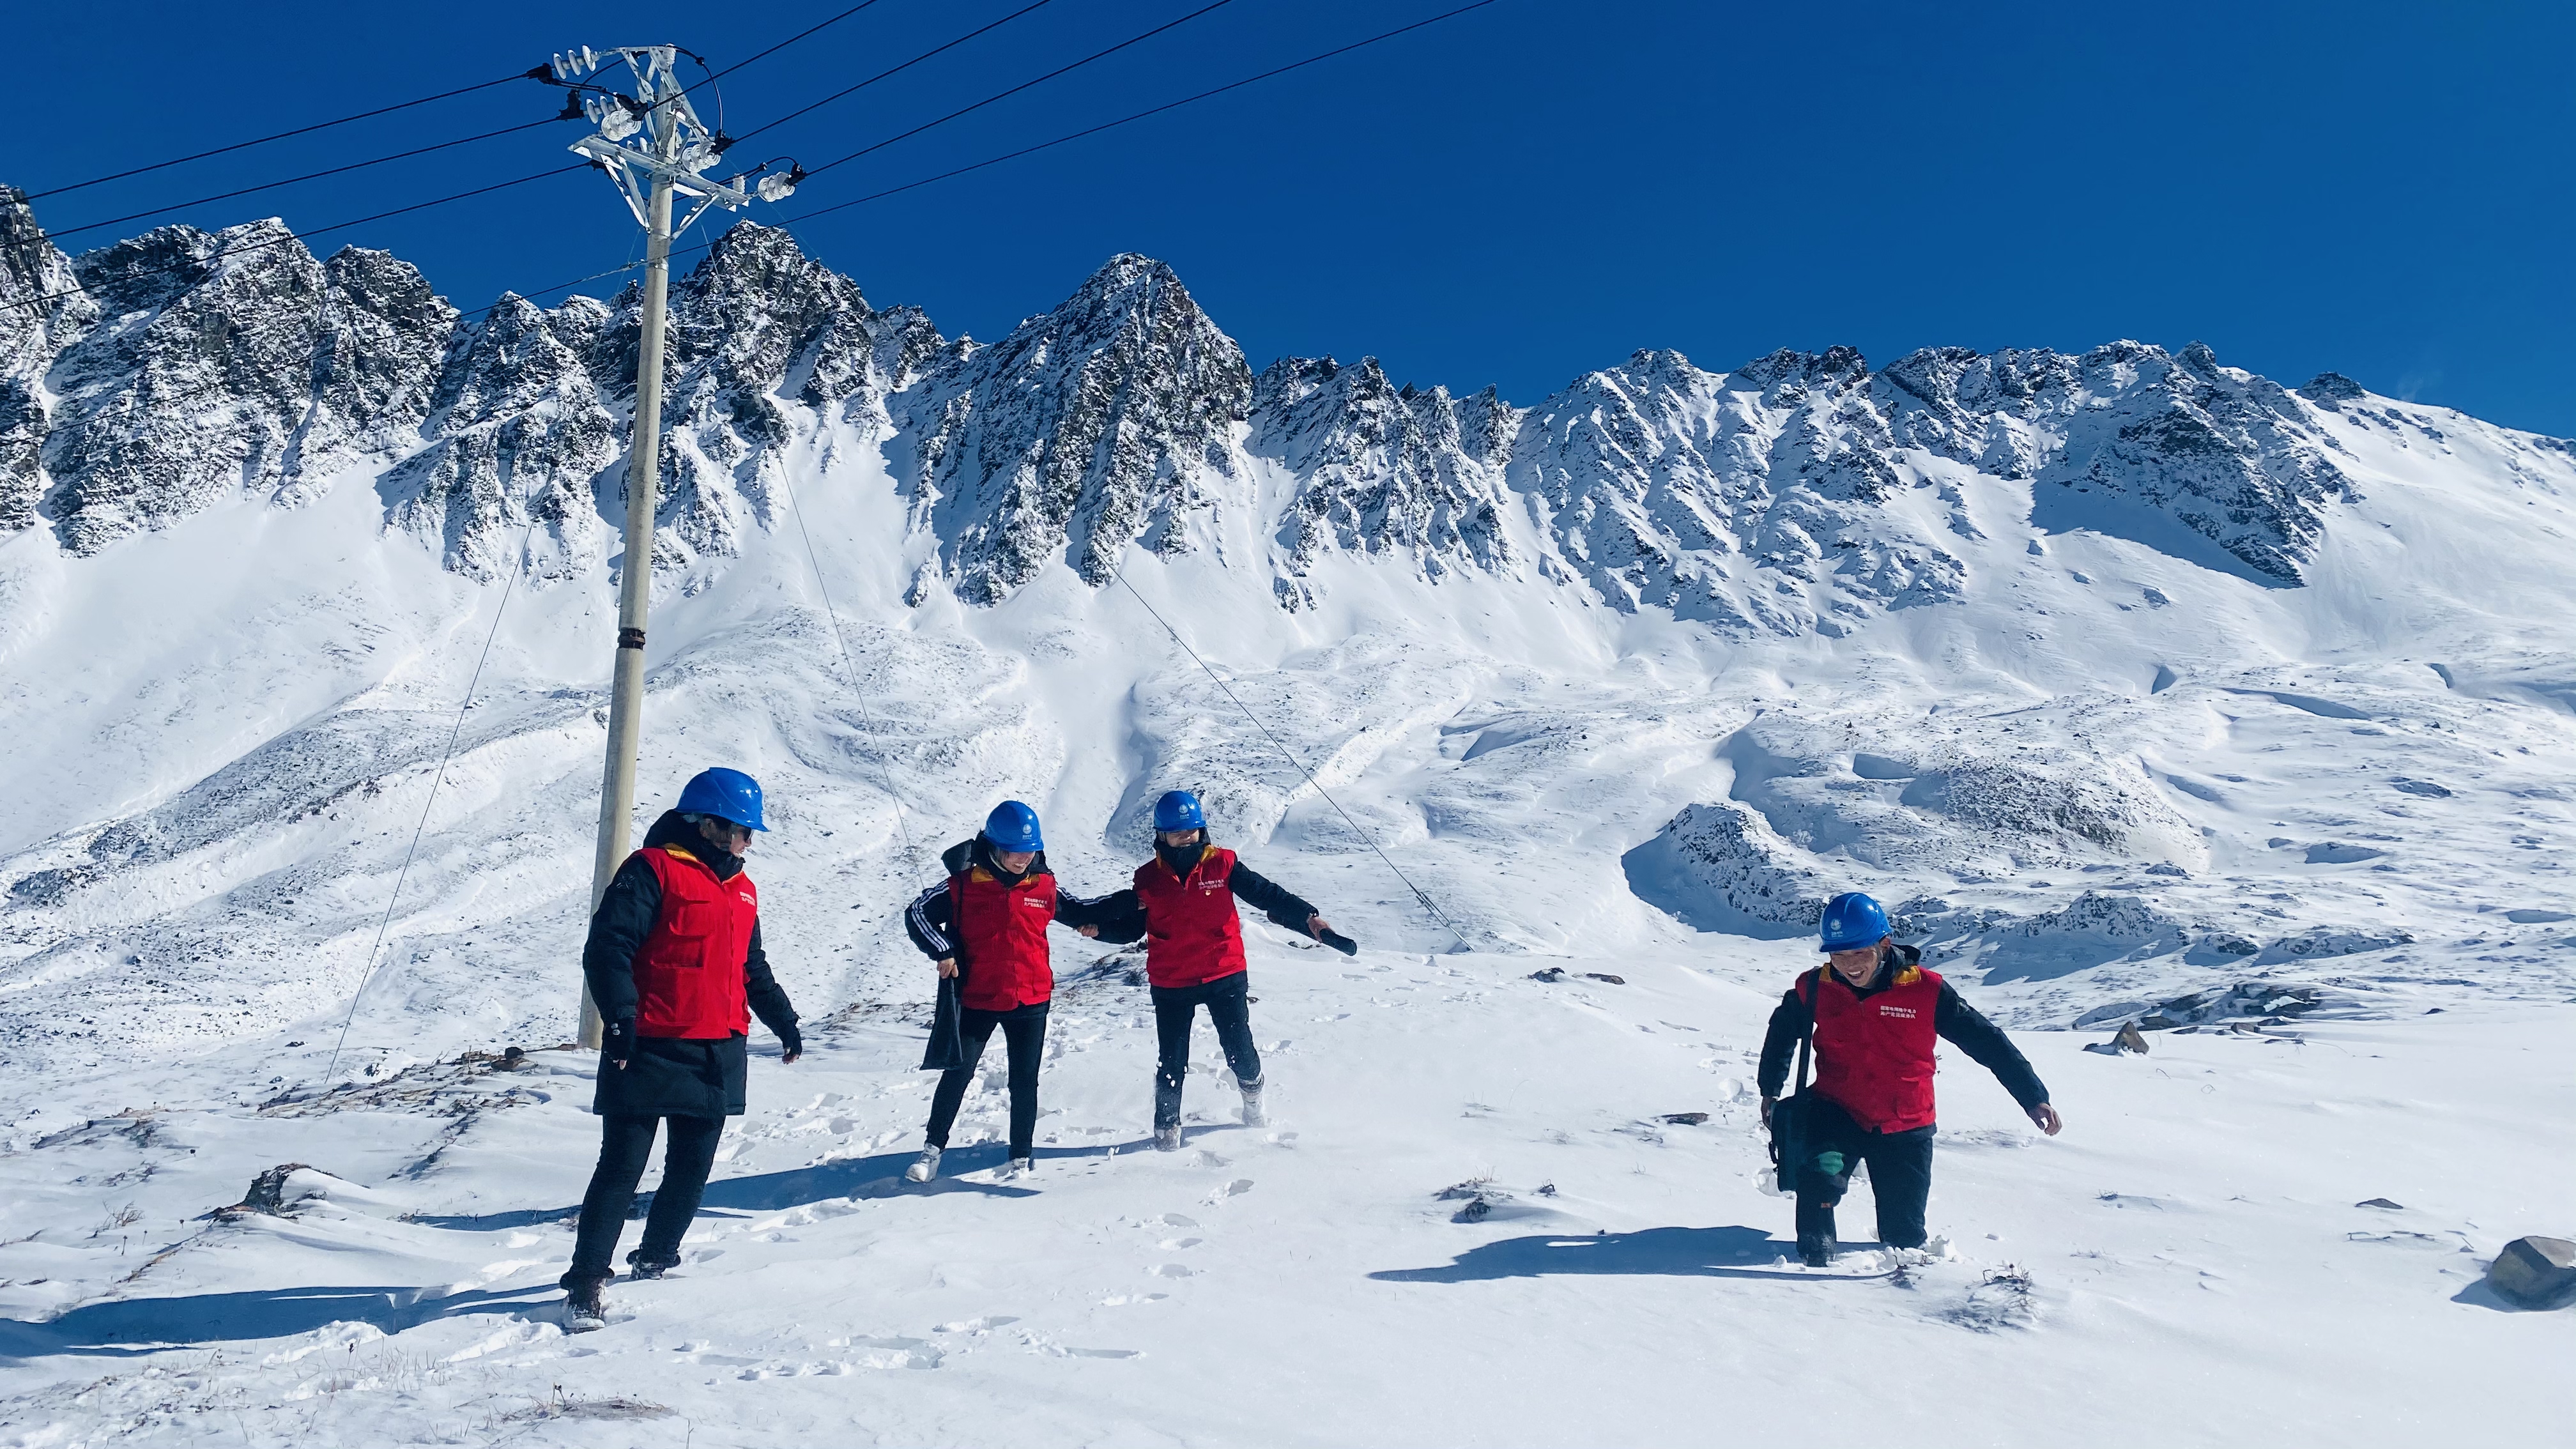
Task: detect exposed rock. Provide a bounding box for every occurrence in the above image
[901,253,1250,603]
[2253,927,2414,965]
[2485,1236,2576,1309]
[1252,355,1514,595]
[226,1162,315,1216]
[1625,801,1830,936]
[0,190,2436,615]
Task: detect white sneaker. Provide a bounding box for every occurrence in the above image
[1153,1124,1183,1152]
[1006,1156,1035,1178]
[904,1146,942,1183]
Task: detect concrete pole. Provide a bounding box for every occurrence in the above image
[579,82,680,1050]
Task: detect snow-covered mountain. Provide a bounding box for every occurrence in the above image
[6,183,2575,1041]
[1,186,2571,1443]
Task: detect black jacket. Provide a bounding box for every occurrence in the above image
[583,811,801,1119]
[1756,943,2049,1116]
[901,837,1122,960]
[1089,847,1320,943]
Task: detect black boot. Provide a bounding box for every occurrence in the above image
[625,1249,677,1280]
[1153,1073,1184,1149]
[564,1278,608,1331]
[1795,1195,1840,1267]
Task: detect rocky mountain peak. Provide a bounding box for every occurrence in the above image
[901,252,1252,604]
[1252,355,1514,600]
[0,201,2501,632]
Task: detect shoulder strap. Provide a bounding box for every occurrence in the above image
[1789,967,1821,1097]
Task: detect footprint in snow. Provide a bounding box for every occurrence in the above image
[1149,1263,1193,1278]
[1158,1236,1203,1250]
[1205,1178,1253,1203]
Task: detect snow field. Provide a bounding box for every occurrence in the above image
[2,931,2566,1445]
[5,309,2576,1440]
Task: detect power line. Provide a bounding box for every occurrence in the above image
[21,68,553,204]
[800,0,1239,178]
[321,476,548,1084]
[0,164,588,316]
[40,115,576,244]
[775,445,929,885]
[726,0,1060,148]
[786,0,1500,215]
[1112,572,1478,951]
[698,0,898,89]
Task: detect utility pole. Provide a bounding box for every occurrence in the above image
[551,44,797,1046]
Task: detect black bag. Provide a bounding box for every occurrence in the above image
[921,970,970,1072]
[1767,967,1819,1193]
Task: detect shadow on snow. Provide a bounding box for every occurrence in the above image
[410,1133,1199,1231]
[0,1284,547,1361]
[1369,1225,1894,1284]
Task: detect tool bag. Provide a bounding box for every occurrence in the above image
[1766,967,1821,1193]
[920,969,970,1072]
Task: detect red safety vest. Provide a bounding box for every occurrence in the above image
[1134,846,1247,990]
[1799,962,1945,1133]
[631,846,759,1039]
[951,864,1058,1011]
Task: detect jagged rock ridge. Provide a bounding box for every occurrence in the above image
[0,186,2543,627]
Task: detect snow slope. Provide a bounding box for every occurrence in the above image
[1,195,2572,1444]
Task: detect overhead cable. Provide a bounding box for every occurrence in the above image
[799,0,1239,178]
[1112,573,1478,952]
[695,0,898,89]
[0,164,589,316]
[787,0,1501,213]
[40,115,577,244]
[774,443,930,885]
[1072,267,1473,953]
[726,0,1061,148]
[321,475,549,1085]
[22,68,554,203]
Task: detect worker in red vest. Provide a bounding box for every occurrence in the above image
[560,767,802,1329]
[1092,790,1346,1151]
[1758,892,2062,1267]
[898,801,1117,1183]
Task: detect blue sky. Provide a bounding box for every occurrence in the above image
[10,1,2572,432]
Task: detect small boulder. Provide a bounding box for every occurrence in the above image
[2355,1198,2404,1211]
[2116,1022,2150,1055]
[1660,1112,1710,1126]
[226,1163,314,1216]
[1529,967,1568,983]
[2486,1236,2576,1309]
[1586,973,1627,985]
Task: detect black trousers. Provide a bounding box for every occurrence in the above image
[1151,970,1261,1129]
[1788,1093,1936,1252]
[924,1001,1049,1158]
[562,1113,724,1289]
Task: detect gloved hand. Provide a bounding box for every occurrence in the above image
[778,1025,804,1064]
[603,1018,635,1070]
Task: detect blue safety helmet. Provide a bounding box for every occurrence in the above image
[675,767,766,831]
[1153,789,1205,833]
[984,800,1044,853]
[1819,892,1890,953]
